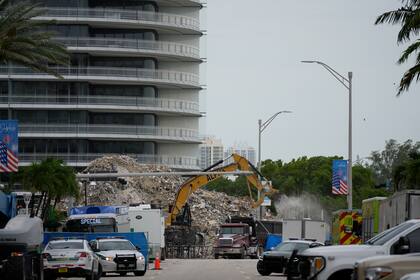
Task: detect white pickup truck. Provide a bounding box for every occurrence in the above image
[291,219,420,280]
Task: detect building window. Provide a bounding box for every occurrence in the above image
[89,0,158,12]
[90,85,157,98]
[89,112,156,126]
[90,57,157,69]
[92,29,158,41]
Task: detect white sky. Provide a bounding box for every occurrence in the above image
[200,0,420,162]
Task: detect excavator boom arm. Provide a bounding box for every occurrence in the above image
[165,154,277,226]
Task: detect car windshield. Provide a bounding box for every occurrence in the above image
[273,242,309,252]
[220,227,245,235]
[47,241,84,250]
[99,240,136,251]
[366,222,415,246]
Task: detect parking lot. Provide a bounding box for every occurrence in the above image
[67,259,286,280]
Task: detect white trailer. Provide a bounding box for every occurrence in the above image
[282,219,303,240]
[128,205,165,260]
[379,189,420,232]
[303,219,329,243]
[282,219,328,243]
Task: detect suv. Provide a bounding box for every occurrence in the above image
[90,238,146,277]
[257,240,323,276]
[43,238,101,280]
[292,220,420,280]
[353,253,420,280]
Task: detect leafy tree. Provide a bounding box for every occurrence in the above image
[206,155,388,214]
[368,139,420,187]
[205,176,249,197]
[0,0,68,77]
[393,151,420,190]
[375,0,420,94]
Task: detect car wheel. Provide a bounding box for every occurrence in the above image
[214,254,219,259]
[134,270,146,276]
[85,270,94,280]
[257,260,271,276]
[119,272,127,276]
[86,263,95,280]
[94,264,102,280]
[44,274,57,280]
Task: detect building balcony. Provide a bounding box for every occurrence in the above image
[0,95,201,116]
[18,153,200,170]
[155,0,204,8]
[35,7,201,35]
[19,124,201,143]
[0,66,200,89]
[57,37,201,62]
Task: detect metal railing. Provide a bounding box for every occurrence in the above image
[0,95,200,114]
[19,153,200,169]
[56,37,200,60]
[19,124,200,141]
[36,7,200,32]
[0,66,200,87]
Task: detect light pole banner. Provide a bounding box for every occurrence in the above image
[332,160,348,195]
[0,120,18,172]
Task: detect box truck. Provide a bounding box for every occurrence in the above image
[128,205,165,260]
[282,219,329,243]
[379,189,420,232]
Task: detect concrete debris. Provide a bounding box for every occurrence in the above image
[81,155,254,248]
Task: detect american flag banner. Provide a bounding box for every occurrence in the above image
[332,159,348,195]
[0,120,18,173]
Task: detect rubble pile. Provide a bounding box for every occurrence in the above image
[82,155,253,246]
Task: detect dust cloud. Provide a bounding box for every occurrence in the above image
[274,193,329,222]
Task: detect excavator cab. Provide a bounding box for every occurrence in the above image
[171,203,192,227]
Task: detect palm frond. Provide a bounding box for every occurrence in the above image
[0,0,69,78]
[375,8,415,25]
[397,39,420,64]
[397,11,420,42]
[397,64,420,95]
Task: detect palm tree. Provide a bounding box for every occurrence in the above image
[375,0,420,95]
[21,158,79,221]
[0,0,68,77]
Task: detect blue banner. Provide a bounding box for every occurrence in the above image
[0,120,18,172]
[332,160,348,195]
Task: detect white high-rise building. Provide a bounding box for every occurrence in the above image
[199,137,224,169]
[224,144,256,166]
[3,0,204,170]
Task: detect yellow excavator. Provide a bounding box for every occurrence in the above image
[164,153,277,247]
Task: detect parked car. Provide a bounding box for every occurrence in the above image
[43,238,101,280]
[353,253,420,280]
[257,240,323,276]
[90,237,147,277]
[401,272,420,280]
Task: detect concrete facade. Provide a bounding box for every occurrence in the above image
[4,0,204,170]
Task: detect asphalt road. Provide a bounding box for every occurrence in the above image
[67,259,286,280]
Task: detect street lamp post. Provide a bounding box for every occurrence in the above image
[301,60,353,210]
[257,110,292,219]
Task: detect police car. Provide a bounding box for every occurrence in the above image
[90,238,146,277]
[43,238,101,280]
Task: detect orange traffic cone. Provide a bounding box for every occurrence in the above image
[154,255,161,270]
